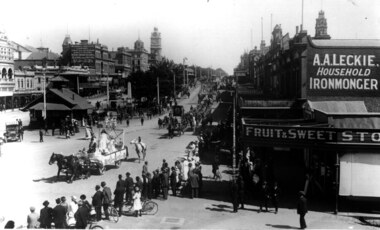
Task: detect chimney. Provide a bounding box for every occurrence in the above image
[296,26,299,34]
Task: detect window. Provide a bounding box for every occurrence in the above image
[38,78,41,84]
[26,79,30,88]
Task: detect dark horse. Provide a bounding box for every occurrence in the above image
[48,153,82,183]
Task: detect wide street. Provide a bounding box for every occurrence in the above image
[0,85,375,229]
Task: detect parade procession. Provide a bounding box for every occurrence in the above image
[0,0,380,229]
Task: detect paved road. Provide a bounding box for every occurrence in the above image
[0,85,375,229]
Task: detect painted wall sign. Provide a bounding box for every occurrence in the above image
[243,124,380,145]
[307,48,380,96]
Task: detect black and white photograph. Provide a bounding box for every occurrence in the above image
[0,0,379,229]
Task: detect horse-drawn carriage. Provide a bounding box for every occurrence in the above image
[49,128,128,183]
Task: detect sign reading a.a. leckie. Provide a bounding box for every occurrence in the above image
[307,47,380,96]
[243,125,380,145]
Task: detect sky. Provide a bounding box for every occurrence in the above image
[1,0,379,75]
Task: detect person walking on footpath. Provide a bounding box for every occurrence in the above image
[39,129,44,142]
[259,181,270,213]
[74,200,89,229]
[188,166,199,199]
[101,181,112,220]
[39,201,53,229]
[170,166,177,196]
[53,198,67,229]
[92,185,103,222]
[237,175,245,209]
[140,116,144,126]
[114,174,125,216]
[297,191,308,229]
[272,182,281,214]
[161,167,169,200]
[142,161,148,184]
[133,186,142,217]
[125,172,134,204]
[230,179,239,213]
[19,126,24,141]
[27,206,40,229]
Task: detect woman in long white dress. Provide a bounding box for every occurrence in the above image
[133,186,142,217]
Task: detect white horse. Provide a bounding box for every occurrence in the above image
[130,138,147,163]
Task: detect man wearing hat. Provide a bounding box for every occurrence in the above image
[39,201,53,229]
[297,191,308,229]
[92,185,103,221]
[27,206,40,228]
[125,172,134,204]
[101,181,112,220]
[75,200,89,229]
[53,198,67,229]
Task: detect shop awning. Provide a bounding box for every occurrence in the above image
[29,102,71,111]
[307,101,368,113]
[212,103,231,123]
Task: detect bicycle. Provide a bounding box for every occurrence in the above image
[107,202,119,223]
[122,199,158,215]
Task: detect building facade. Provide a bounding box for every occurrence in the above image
[0,31,15,110]
[237,11,380,212]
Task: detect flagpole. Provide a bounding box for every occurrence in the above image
[301,0,304,30]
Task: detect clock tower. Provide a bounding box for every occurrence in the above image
[314,10,331,40]
[150,27,162,63]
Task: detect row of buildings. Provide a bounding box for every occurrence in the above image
[234,10,380,212]
[0,27,164,110]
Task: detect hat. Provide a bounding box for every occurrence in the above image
[55,198,61,204]
[134,186,140,192]
[43,200,49,206]
[299,191,305,196]
[71,196,77,202]
[30,206,35,212]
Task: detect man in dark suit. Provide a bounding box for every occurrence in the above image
[101,181,112,220]
[114,174,125,216]
[297,191,308,229]
[188,167,199,199]
[92,185,103,221]
[39,200,53,229]
[170,166,177,196]
[125,172,134,204]
[52,198,67,229]
[74,200,89,229]
[161,168,169,200]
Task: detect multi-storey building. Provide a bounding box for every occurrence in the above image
[237,10,380,211]
[130,38,149,72]
[0,31,15,110]
[149,27,162,64]
[109,47,132,79]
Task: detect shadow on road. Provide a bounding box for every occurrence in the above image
[265,224,299,229]
[205,204,234,213]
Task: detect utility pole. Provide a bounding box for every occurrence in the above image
[43,68,47,119]
[157,75,160,105]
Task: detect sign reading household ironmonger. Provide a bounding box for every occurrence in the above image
[308,48,380,96]
[244,125,380,145]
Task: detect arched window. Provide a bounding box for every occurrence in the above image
[21,79,23,88]
[26,79,29,88]
[2,68,6,78]
[8,69,13,79]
